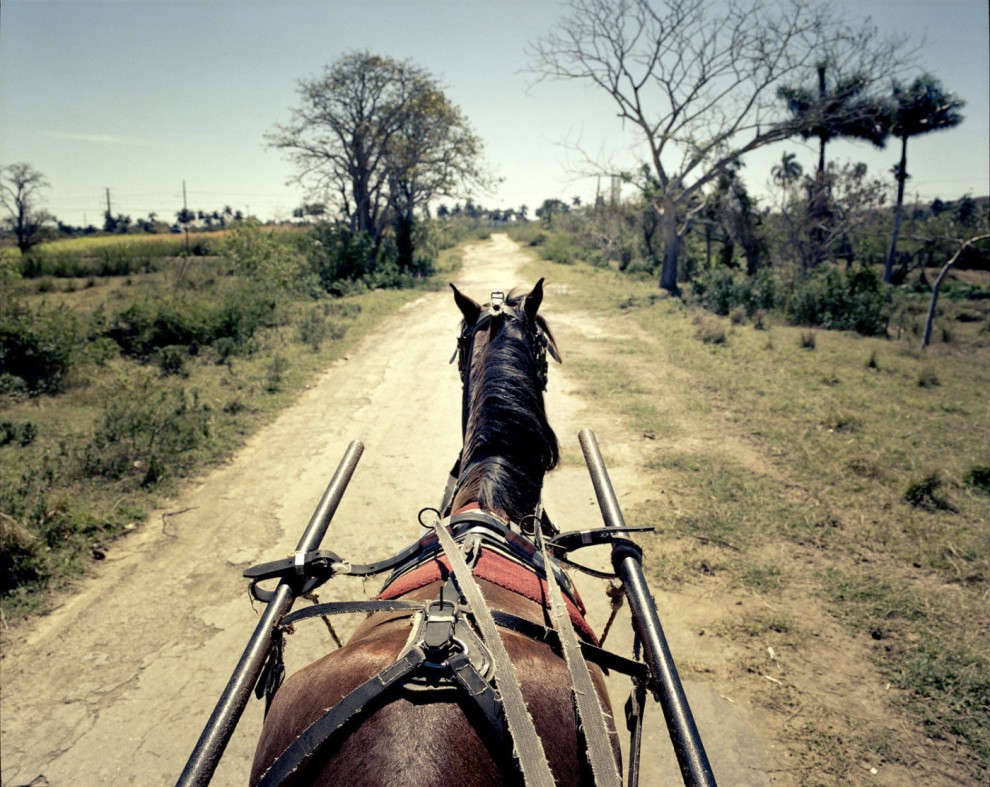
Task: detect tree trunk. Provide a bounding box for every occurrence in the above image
[658,205,680,293]
[395,211,414,270]
[923,234,990,348]
[884,136,909,283]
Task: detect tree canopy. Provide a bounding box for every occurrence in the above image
[530,0,910,292]
[884,75,965,281]
[268,52,487,271]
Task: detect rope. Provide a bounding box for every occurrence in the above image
[429,514,557,787]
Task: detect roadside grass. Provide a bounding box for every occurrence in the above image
[1,240,459,620]
[521,256,990,781]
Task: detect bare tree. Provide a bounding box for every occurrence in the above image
[1,163,51,252]
[922,234,989,348]
[530,0,909,292]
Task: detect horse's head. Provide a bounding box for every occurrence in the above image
[451,277,561,391]
[448,279,562,523]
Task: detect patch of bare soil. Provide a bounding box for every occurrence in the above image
[1,234,949,786]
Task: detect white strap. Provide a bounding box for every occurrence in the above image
[430,515,556,787]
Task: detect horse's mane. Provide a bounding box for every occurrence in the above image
[456,288,559,523]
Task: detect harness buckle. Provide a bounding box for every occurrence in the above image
[490,291,505,312]
[421,599,458,662]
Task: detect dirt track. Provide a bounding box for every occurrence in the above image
[0,235,769,786]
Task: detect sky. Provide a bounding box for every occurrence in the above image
[1,0,988,229]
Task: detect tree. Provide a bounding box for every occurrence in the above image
[883,75,965,282]
[1,163,51,252]
[535,198,568,226]
[777,63,890,177]
[772,152,803,188]
[530,0,908,292]
[773,161,888,273]
[268,52,485,272]
[711,161,765,275]
[384,81,486,269]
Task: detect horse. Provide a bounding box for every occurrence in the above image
[249,279,619,786]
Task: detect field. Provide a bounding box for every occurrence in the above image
[0,227,464,617]
[517,249,989,783]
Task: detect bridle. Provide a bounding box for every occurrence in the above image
[452,290,557,398]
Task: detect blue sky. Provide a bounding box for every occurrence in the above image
[1,0,987,228]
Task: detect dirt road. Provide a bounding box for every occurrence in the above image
[1,235,768,786]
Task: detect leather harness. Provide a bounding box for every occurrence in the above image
[246,510,655,786]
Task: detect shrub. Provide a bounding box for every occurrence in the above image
[0,303,80,394]
[224,220,312,293]
[297,308,328,352]
[109,285,277,360]
[964,465,990,494]
[309,225,375,293]
[82,382,211,487]
[690,267,779,317]
[539,233,582,264]
[0,421,37,447]
[789,265,891,336]
[155,345,189,377]
[694,314,727,344]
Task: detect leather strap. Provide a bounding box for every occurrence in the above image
[256,648,429,787]
[430,513,557,787]
[537,530,622,786]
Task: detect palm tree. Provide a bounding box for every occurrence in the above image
[883,75,965,282]
[778,63,891,176]
[771,151,803,188]
[778,63,890,267]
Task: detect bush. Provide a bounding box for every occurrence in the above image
[108,284,277,360]
[82,382,211,487]
[789,265,891,336]
[309,225,376,293]
[964,465,990,494]
[690,267,779,317]
[694,314,727,344]
[155,345,189,377]
[224,220,313,293]
[0,303,80,394]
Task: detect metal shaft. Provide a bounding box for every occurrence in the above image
[578,429,716,787]
[176,440,365,787]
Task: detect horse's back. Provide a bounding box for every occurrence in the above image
[250,581,611,786]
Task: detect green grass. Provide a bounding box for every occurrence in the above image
[519,253,990,782]
[0,240,438,616]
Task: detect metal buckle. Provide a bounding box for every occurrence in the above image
[489,291,505,312]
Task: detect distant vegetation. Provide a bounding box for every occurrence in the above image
[0,219,481,615]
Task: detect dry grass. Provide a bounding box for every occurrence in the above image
[521,255,990,783]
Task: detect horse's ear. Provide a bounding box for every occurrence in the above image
[523,278,545,322]
[450,283,482,325]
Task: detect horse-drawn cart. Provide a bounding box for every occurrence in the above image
[177,283,715,786]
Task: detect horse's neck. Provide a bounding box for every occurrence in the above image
[453,440,545,523]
